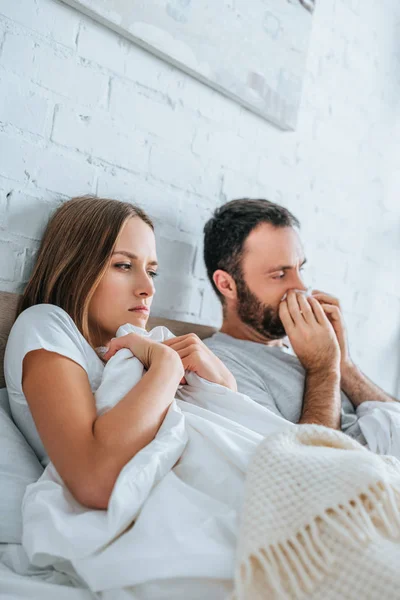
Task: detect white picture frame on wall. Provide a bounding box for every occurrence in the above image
[62,0,315,130]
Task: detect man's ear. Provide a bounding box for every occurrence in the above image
[213,270,237,301]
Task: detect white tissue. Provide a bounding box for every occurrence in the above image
[281,287,312,302]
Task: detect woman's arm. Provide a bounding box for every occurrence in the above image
[22,341,183,510]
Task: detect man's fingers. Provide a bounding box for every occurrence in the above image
[279,300,295,332]
[297,293,314,324]
[320,303,342,321]
[312,291,340,308]
[286,290,304,323]
[307,296,329,326]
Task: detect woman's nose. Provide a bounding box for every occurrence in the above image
[135,274,155,297]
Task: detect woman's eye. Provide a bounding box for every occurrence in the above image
[148,271,158,279]
[116,263,131,270]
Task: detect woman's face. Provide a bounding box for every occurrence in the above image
[88,217,158,346]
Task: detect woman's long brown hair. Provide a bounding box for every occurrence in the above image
[18,196,154,347]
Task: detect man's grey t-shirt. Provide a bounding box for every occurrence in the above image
[204,332,365,443]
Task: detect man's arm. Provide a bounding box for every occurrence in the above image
[340,362,397,407]
[300,368,341,428]
[280,291,341,430]
[312,291,398,407]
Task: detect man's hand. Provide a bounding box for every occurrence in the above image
[311,290,397,406]
[279,290,341,428]
[279,290,340,375]
[311,290,352,370]
[162,333,237,391]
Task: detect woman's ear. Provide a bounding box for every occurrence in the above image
[213,270,237,301]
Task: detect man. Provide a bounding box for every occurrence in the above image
[203,198,397,440]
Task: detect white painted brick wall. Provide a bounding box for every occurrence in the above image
[0,72,51,136]
[0,0,400,395]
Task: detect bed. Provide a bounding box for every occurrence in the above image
[0,290,217,599]
[4,291,400,600]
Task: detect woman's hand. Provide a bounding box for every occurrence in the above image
[162,333,237,391]
[103,332,183,377]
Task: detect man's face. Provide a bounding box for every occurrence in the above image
[234,223,307,340]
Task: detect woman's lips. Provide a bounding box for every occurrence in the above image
[129,306,149,313]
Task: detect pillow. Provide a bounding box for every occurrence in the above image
[0,387,44,543]
[0,385,11,416]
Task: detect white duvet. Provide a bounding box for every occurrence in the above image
[20,325,400,599]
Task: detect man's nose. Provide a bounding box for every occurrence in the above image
[292,271,308,292]
[296,279,308,292]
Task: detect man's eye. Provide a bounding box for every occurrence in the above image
[272,272,285,280]
[116,263,131,270]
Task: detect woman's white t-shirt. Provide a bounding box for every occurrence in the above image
[4,304,105,467]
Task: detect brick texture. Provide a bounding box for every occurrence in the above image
[0,0,399,393]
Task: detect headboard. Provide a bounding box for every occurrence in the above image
[0,291,218,388]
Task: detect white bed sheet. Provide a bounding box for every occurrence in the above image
[0,543,94,599]
[0,544,232,599]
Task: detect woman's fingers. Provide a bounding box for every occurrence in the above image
[163,335,200,353]
[162,338,187,352]
[163,335,205,376]
[163,334,205,352]
[102,337,119,361]
[162,335,183,347]
[170,344,200,360]
[102,332,148,362]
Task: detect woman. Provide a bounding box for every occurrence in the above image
[4,195,236,510]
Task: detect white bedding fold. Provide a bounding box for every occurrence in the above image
[19,324,400,598]
[357,400,400,457]
[21,325,291,596]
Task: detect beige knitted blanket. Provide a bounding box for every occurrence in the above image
[234,425,400,600]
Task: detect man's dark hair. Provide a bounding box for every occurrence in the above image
[203,198,300,301]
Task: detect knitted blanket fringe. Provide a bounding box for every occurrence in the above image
[233,426,400,600]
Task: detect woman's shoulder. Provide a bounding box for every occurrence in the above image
[13,303,74,326]
[10,303,84,342]
[7,303,89,354]
[6,304,83,370]
[5,304,102,394]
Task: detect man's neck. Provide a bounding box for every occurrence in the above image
[220,314,285,347]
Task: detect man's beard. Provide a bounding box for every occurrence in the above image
[236,278,286,340]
